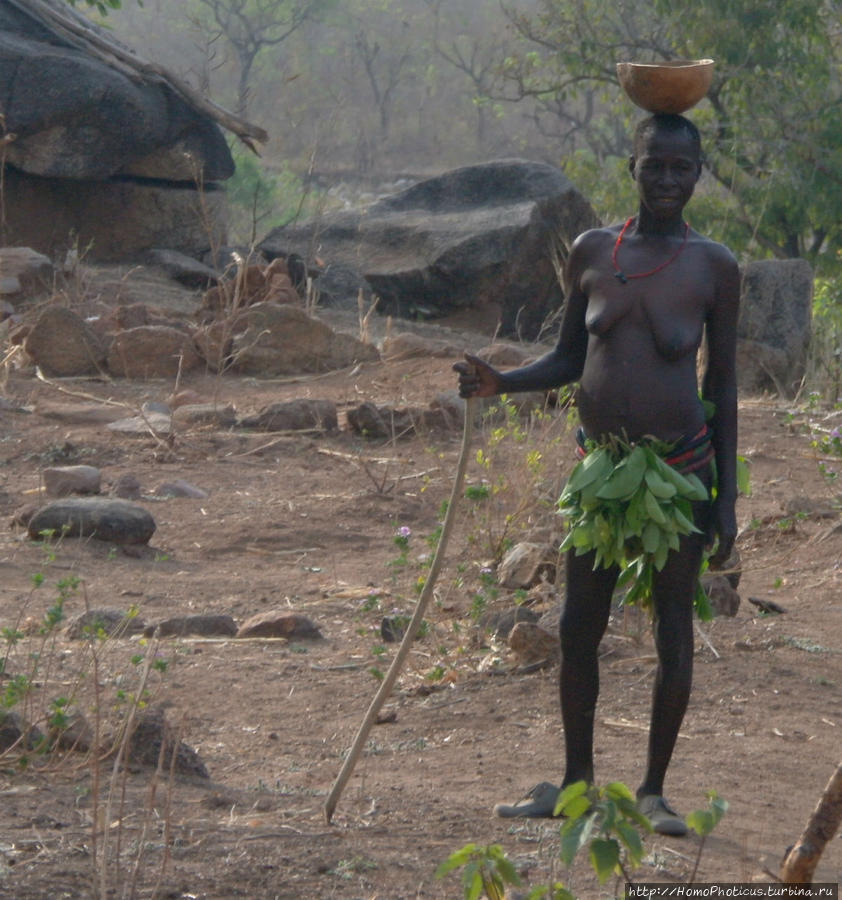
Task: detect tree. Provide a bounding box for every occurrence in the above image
[499,0,842,274]
[186,0,334,117]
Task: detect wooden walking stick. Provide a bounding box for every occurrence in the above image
[324,396,476,823]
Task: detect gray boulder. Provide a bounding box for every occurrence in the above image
[24,305,106,376]
[0,1,234,261]
[260,159,599,339]
[737,259,813,397]
[0,8,232,182]
[28,498,156,544]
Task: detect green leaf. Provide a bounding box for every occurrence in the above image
[490,851,520,886]
[463,863,483,900]
[555,780,587,815]
[615,819,645,866]
[589,838,620,883]
[686,809,714,836]
[435,844,478,877]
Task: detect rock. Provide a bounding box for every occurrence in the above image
[50,704,95,753]
[107,325,201,378]
[152,479,208,499]
[346,400,461,439]
[479,606,540,639]
[508,621,561,664]
[260,159,599,338]
[145,249,220,289]
[477,343,536,368]
[199,258,299,317]
[107,411,172,435]
[0,7,233,182]
[710,546,742,590]
[42,464,101,497]
[228,304,379,376]
[24,305,106,376]
[239,399,338,432]
[0,247,54,303]
[737,259,813,397]
[0,711,44,752]
[28,498,156,544]
[381,332,461,360]
[65,608,146,640]
[171,403,237,429]
[380,615,409,643]
[4,161,229,263]
[111,473,142,500]
[783,495,839,520]
[37,401,124,426]
[498,542,559,589]
[126,707,209,778]
[236,611,323,640]
[428,391,469,429]
[142,614,237,638]
[702,574,741,617]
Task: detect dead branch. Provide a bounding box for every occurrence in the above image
[780,760,842,883]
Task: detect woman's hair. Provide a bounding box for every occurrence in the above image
[633,113,701,158]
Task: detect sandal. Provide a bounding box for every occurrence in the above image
[493,781,562,818]
[637,794,688,837]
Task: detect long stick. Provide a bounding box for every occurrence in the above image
[324,397,475,823]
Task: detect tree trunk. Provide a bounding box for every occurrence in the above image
[780,761,842,884]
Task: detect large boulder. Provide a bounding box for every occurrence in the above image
[0,7,232,182]
[227,304,380,376]
[737,259,813,397]
[260,160,599,339]
[0,2,233,260]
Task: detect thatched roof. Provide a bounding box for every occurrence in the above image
[4,0,268,150]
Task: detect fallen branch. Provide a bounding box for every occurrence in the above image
[780,760,842,883]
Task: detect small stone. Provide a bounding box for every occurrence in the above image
[50,705,95,753]
[498,542,559,589]
[236,611,323,640]
[0,711,44,752]
[508,621,560,665]
[153,479,209,499]
[172,403,237,428]
[42,464,101,497]
[65,608,146,640]
[28,498,156,545]
[479,606,540,639]
[112,473,142,499]
[238,399,338,432]
[380,615,409,643]
[143,615,237,638]
[702,574,741,617]
[107,412,172,435]
[126,706,209,778]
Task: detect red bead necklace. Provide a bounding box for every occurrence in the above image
[612,216,690,284]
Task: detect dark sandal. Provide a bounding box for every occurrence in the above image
[637,794,688,837]
[493,782,561,818]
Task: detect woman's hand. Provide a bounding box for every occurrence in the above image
[453,353,504,398]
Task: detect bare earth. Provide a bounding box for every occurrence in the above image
[0,284,841,898]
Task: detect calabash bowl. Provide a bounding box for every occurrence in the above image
[616,59,714,114]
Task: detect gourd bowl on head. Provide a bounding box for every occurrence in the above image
[616,59,714,114]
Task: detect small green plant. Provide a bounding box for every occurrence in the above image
[439,782,727,897]
[436,842,522,900]
[555,781,650,884]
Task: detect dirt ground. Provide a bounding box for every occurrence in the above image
[0,276,841,899]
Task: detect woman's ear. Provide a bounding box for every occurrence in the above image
[628,155,637,179]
